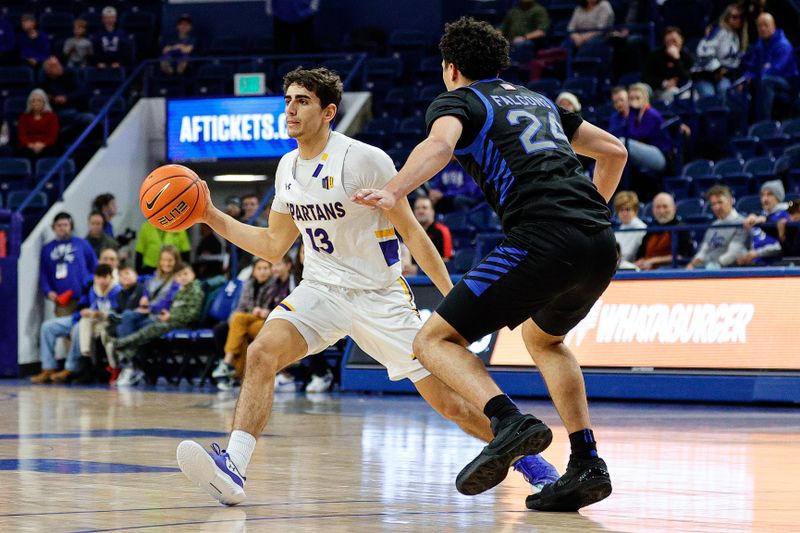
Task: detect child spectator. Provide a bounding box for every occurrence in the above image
[613,191,647,262]
[687,185,749,269]
[86,211,119,258]
[427,159,483,214]
[737,180,791,265]
[160,14,195,76]
[104,264,145,380]
[114,263,204,386]
[18,13,50,68]
[213,256,293,391]
[18,89,60,161]
[93,6,130,68]
[116,245,181,338]
[75,263,120,366]
[63,18,93,68]
[40,212,96,316]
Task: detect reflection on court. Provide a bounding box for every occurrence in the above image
[0,384,797,532]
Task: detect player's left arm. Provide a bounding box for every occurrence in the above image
[386,198,453,296]
[569,121,628,202]
[353,116,462,210]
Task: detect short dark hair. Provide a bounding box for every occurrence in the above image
[283,67,343,109]
[119,264,136,274]
[92,193,115,213]
[663,26,683,38]
[174,261,192,273]
[414,196,433,209]
[52,212,73,229]
[94,263,113,277]
[241,193,259,202]
[88,210,104,220]
[439,17,510,81]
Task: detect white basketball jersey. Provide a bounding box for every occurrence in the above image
[272,131,402,289]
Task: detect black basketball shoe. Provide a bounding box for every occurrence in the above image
[456,414,552,495]
[525,456,612,512]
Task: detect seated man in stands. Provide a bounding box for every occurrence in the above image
[687,185,749,269]
[212,256,293,391]
[114,262,204,386]
[737,180,791,266]
[644,26,694,103]
[40,56,93,139]
[413,196,452,262]
[743,12,799,120]
[93,6,131,68]
[500,0,550,57]
[18,13,49,68]
[608,86,629,137]
[160,14,195,76]
[18,89,60,161]
[635,192,694,270]
[427,158,483,214]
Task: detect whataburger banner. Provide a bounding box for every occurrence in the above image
[489,277,800,370]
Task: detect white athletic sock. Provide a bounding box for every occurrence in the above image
[226,430,257,477]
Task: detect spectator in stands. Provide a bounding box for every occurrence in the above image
[741,0,800,51]
[567,0,615,50]
[74,262,120,368]
[501,0,550,55]
[40,212,96,316]
[92,193,117,237]
[635,192,694,270]
[63,18,93,68]
[692,4,747,98]
[160,14,195,76]
[134,222,191,274]
[19,13,50,68]
[737,179,791,265]
[644,26,695,103]
[117,245,181,339]
[17,89,60,161]
[413,196,452,262]
[104,264,144,380]
[687,185,749,269]
[613,191,647,262]
[93,6,130,69]
[777,200,800,257]
[213,256,293,391]
[556,91,581,113]
[0,14,16,66]
[743,12,799,120]
[268,0,321,54]
[241,193,267,226]
[225,196,243,220]
[618,83,670,174]
[86,211,119,258]
[41,57,93,138]
[608,86,629,136]
[114,262,204,386]
[97,247,119,283]
[427,158,483,214]
[194,224,225,280]
[31,241,117,384]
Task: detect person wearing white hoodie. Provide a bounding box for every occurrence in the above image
[687,185,750,269]
[612,190,647,262]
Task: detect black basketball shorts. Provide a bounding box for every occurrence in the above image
[437,221,617,342]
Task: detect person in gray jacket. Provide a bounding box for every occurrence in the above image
[687,185,750,269]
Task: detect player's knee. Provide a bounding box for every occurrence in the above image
[245,340,279,375]
[412,331,432,365]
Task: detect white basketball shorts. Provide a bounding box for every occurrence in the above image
[266,278,430,382]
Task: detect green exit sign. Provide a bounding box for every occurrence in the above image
[234,73,266,96]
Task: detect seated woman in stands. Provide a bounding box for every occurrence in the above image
[17,88,59,161]
[617,83,670,174]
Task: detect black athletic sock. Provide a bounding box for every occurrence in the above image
[568,428,598,460]
[483,394,522,434]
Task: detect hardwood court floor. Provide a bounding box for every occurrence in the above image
[0,383,798,532]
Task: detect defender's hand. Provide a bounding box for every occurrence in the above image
[352,189,397,210]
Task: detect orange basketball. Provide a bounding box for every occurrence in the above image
[139,164,206,232]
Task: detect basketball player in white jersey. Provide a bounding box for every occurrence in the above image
[176,67,557,505]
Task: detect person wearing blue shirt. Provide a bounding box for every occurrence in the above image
[92,6,131,68]
[427,159,484,213]
[608,86,629,137]
[738,180,791,266]
[40,212,98,317]
[744,13,799,120]
[19,13,50,68]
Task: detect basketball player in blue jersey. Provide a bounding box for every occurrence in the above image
[354,18,628,511]
[176,67,558,506]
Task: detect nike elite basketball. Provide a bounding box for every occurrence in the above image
[140,164,206,232]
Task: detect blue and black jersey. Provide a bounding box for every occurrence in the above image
[425,78,611,235]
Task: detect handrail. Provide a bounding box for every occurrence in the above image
[12,52,368,217]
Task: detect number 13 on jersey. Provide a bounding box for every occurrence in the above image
[305,227,334,254]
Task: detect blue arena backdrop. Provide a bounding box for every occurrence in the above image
[165,96,297,161]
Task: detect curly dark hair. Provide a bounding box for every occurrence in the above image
[283,67,343,109]
[439,17,510,81]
